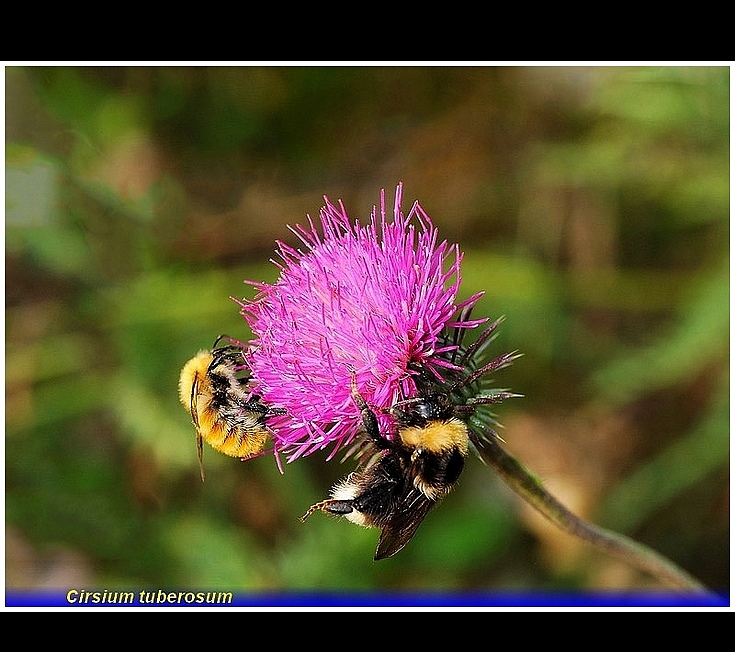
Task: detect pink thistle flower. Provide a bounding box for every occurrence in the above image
[236,183,489,464]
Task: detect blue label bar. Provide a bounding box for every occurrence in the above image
[5,589,730,608]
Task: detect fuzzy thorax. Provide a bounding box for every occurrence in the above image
[398,418,469,456]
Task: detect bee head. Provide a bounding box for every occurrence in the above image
[390,390,456,428]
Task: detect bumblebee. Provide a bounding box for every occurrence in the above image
[178,336,286,481]
[300,346,519,560]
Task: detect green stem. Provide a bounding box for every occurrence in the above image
[471,433,715,595]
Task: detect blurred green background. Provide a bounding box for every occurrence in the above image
[5,65,729,598]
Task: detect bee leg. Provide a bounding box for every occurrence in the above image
[236,394,287,418]
[349,370,391,450]
[265,405,288,417]
[299,499,354,522]
[196,432,205,483]
[189,374,205,483]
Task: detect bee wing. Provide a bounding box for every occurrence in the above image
[374,490,435,560]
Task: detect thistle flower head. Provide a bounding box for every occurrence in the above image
[237,183,488,463]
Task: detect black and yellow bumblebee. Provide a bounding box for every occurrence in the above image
[178,336,286,481]
[301,314,519,560]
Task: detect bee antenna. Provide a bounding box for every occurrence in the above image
[211,333,251,350]
[211,333,229,349]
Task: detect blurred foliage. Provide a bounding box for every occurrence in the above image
[5,65,729,599]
